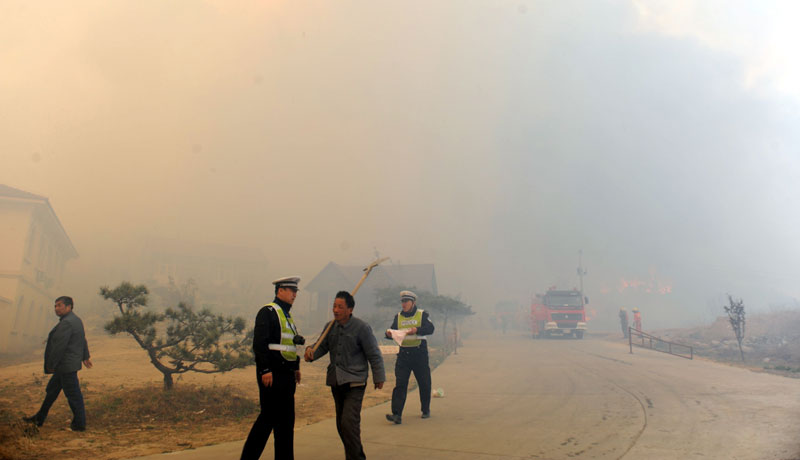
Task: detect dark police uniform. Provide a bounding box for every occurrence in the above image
[385,290,435,423]
[619,308,629,338]
[241,277,301,460]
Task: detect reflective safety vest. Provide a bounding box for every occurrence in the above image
[266,303,299,361]
[398,309,425,347]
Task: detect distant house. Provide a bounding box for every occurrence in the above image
[131,237,271,314]
[0,185,78,352]
[302,262,437,329]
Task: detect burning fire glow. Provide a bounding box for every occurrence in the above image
[617,276,672,295]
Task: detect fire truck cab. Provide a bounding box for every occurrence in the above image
[531,288,588,339]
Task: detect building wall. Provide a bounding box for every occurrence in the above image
[0,204,31,270]
[0,201,73,352]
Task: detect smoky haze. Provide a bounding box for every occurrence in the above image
[3,1,800,329]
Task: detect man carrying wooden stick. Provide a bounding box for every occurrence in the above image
[304,291,385,460]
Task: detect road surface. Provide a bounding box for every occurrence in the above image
[133,333,800,459]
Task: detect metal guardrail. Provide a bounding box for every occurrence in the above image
[629,327,693,359]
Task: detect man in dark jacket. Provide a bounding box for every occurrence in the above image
[241,276,303,460]
[619,307,629,338]
[305,291,385,460]
[24,296,92,431]
[384,290,435,424]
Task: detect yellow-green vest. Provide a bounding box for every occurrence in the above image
[266,303,298,361]
[398,309,425,347]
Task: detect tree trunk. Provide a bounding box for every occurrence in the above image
[452,320,459,355]
[163,372,174,390]
[737,340,745,362]
[145,347,176,390]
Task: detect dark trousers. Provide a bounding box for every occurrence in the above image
[35,371,86,430]
[241,372,296,460]
[391,348,431,417]
[331,384,366,460]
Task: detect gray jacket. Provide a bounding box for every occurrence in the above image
[44,311,90,374]
[312,316,385,386]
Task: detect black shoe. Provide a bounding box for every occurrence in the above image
[421,412,430,419]
[22,415,42,427]
[70,425,86,432]
[385,414,401,424]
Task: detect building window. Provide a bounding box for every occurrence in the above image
[12,296,25,332]
[24,227,36,263]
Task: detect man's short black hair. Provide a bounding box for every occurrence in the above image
[56,296,74,309]
[335,291,355,309]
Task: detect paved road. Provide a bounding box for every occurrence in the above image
[133,333,800,459]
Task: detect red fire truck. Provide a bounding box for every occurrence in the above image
[530,288,588,339]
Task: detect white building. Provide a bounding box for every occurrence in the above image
[0,184,78,352]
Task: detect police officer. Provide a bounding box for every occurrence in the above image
[241,276,303,460]
[385,290,435,424]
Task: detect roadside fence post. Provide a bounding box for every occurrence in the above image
[629,327,632,354]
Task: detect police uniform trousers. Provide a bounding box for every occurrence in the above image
[391,346,431,416]
[331,384,367,460]
[241,371,296,460]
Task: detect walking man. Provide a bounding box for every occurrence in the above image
[24,296,92,431]
[304,291,385,460]
[241,277,304,460]
[385,290,435,424]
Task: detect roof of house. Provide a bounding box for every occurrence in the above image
[0,184,48,201]
[306,262,437,295]
[0,184,78,258]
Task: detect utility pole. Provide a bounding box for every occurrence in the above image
[577,249,587,308]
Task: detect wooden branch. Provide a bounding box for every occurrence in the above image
[309,256,389,354]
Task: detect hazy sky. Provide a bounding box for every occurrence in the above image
[3,1,800,326]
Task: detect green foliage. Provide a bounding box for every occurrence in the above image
[767,365,800,373]
[100,282,150,311]
[160,303,253,372]
[101,281,254,390]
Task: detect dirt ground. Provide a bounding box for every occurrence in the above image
[0,332,398,460]
[122,331,800,460]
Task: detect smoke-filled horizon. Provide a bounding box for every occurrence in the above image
[4,1,800,328]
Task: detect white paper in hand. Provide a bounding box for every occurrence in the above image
[388,329,409,346]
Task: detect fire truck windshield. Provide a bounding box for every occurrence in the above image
[544,294,583,309]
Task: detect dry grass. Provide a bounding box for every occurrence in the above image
[0,383,260,460]
[0,333,401,459]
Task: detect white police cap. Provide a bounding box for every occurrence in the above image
[400,290,417,302]
[273,276,301,289]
